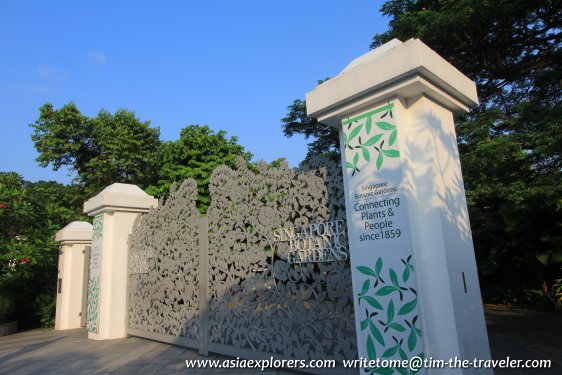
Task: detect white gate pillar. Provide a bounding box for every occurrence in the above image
[307,39,491,373]
[54,221,92,330]
[83,183,157,340]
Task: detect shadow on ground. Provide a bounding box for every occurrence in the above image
[485,304,562,374]
[0,305,560,374]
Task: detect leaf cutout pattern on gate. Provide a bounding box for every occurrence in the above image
[207,157,356,362]
[128,179,201,339]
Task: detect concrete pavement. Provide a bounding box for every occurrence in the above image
[0,305,561,374]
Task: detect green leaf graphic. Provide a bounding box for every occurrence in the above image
[389,129,397,146]
[403,264,411,282]
[343,132,348,147]
[382,346,398,358]
[360,279,370,296]
[363,296,383,310]
[399,346,408,360]
[348,124,363,143]
[361,146,370,162]
[375,258,383,276]
[375,286,397,296]
[376,151,384,170]
[364,134,383,146]
[374,368,394,375]
[367,335,377,360]
[388,323,406,332]
[408,329,417,351]
[398,298,417,316]
[361,318,369,331]
[376,121,395,130]
[346,162,354,169]
[387,300,395,323]
[389,269,399,287]
[366,116,372,134]
[353,152,359,167]
[369,320,385,346]
[383,149,400,158]
[357,266,377,277]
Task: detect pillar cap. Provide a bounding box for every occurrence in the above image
[83,183,158,216]
[55,221,93,244]
[306,38,479,127]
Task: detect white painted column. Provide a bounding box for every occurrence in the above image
[83,183,157,340]
[307,39,492,373]
[55,221,92,330]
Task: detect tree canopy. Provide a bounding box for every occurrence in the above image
[282,0,562,305]
[19,103,254,327]
[281,79,339,163]
[31,103,162,197]
[373,0,561,109]
[373,0,561,304]
[146,125,252,213]
[0,172,85,326]
[30,104,252,212]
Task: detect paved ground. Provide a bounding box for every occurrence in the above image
[0,305,560,374]
[485,305,562,374]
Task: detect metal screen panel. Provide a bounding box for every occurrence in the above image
[127,179,200,347]
[206,158,357,363]
[126,159,357,371]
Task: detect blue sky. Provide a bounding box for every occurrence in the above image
[0,1,388,184]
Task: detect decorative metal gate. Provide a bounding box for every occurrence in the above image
[127,179,202,348]
[127,158,357,373]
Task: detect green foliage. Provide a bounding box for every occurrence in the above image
[267,157,289,169]
[0,292,14,323]
[373,0,562,305]
[281,79,340,163]
[0,172,85,326]
[146,125,252,213]
[30,103,162,197]
[281,1,562,306]
[372,0,561,106]
[24,104,256,325]
[36,293,57,327]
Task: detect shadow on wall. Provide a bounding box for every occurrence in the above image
[401,101,489,360]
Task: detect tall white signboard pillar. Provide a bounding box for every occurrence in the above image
[307,39,492,373]
[83,183,157,340]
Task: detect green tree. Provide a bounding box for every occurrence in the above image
[282,98,340,163]
[372,0,562,304]
[146,125,252,213]
[31,103,162,197]
[0,172,85,326]
[282,0,561,304]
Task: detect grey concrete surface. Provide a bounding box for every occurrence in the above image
[0,305,560,374]
[0,328,300,375]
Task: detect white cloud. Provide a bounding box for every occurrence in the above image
[37,65,68,81]
[6,82,50,95]
[37,65,55,78]
[88,51,108,65]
